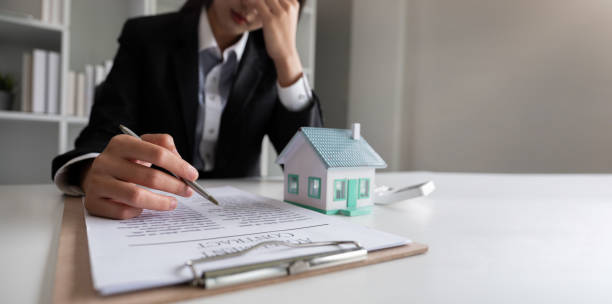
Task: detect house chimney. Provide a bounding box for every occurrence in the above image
[351,123,361,140]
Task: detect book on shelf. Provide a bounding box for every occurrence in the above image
[31,49,47,114]
[21,53,33,113]
[65,71,75,116]
[104,60,113,76]
[84,64,94,117]
[78,60,112,117]
[76,73,85,117]
[41,0,51,23]
[94,65,106,86]
[15,55,115,118]
[50,0,63,25]
[22,49,62,115]
[46,51,60,115]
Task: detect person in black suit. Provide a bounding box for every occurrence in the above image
[51,0,322,219]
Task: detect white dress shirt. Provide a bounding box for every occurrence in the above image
[53,8,313,195]
[195,10,312,171]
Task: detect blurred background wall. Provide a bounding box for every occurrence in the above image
[317,0,612,173]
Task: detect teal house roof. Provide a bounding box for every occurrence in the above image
[277,127,387,169]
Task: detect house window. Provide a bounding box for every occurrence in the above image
[308,177,321,199]
[288,174,299,194]
[358,178,370,199]
[334,179,347,201]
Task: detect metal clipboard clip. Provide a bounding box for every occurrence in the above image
[184,240,367,289]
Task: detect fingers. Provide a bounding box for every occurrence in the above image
[100,154,193,198]
[248,0,299,25]
[249,0,272,21]
[265,0,282,14]
[261,0,299,14]
[134,134,178,167]
[92,175,179,211]
[83,133,200,220]
[283,0,300,13]
[277,0,290,10]
[141,133,180,157]
[107,134,199,181]
[85,195,143,220]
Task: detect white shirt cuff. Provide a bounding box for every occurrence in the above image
[276,74,313,112]
[53,153,100,196]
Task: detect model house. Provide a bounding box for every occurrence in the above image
[276,123,387,216]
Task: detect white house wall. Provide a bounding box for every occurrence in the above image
[326,167,375,210]
[283,142,328,210]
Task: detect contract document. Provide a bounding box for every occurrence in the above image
[85,186,410,295]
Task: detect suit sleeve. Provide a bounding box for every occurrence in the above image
[50,19,144,180]
[266,90,323,155]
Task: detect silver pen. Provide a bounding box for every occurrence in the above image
[119,124,219,205]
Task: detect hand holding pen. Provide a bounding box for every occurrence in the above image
[119,125,219,205]
[80,126,214,220]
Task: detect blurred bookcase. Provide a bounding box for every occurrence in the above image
[0,0,75,184]
[0,0,316,183]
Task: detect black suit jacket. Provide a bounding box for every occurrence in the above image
[51,8,322,180]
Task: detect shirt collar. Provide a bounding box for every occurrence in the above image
[199,8,249,62]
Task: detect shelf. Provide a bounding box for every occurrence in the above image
[65,116,88,124]
[0,14,64,50]
[0,110,62,122]
[0,110,87,124]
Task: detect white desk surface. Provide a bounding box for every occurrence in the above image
[1,172,611,304]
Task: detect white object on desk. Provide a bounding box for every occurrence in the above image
[374,181,435,205]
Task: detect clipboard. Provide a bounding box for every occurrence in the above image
[53,196,428,304]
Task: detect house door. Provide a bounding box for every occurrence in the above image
[347,179,358,209]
